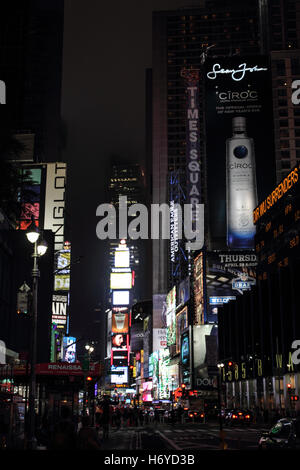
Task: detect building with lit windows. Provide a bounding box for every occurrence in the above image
[218,164,300,414]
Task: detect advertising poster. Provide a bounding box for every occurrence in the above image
[54,249,71,292]
[194,252,205,325]
[111,333,128,350]
[177,277,190,307]
[153,329,167,352]
[62,336,76,363]
[206,250,257,323]
[110,366,128,385]
[166,287,176,346]
[153,294,167,329]
[52,294,68,325]
[18,167,43,230]
[112,349,128,367]
[176,307,188,354]
[205,56,276,250]
[112,313,129,334]
[106,310,112,358]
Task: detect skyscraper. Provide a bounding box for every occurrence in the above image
[108,161,148,303]
[152,1,261,294]
[0,0,64,163]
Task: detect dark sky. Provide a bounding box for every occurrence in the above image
[61,0,199,353]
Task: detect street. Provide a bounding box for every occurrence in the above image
[98,421,270,451]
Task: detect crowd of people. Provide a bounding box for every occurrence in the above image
[32,399,188,450]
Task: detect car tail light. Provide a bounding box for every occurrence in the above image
[232,414,237,419]
[189,413,193,418]
[200,414,204,418]
[245,415,250,419]
[238,412,243,415]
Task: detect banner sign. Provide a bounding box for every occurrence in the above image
[182,68,202,232]
[44,162,66,251]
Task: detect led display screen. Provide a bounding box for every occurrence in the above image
[114,249,130,268]
[112,313,129,333]
[111,333,128,350]
[63,336,76,363]
[176,307,188,354]
[112,290,130,306]
[110,272,132,289]
[110,366,128,384]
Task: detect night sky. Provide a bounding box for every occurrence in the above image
[61,1,198,356]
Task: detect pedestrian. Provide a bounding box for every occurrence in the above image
[115,408,121,430]
[154,409,159,426]
[77,415,101,450]
[49,406,77,450]
[139,409,144,427]
[99,395,110,440]
[263,408,269,424]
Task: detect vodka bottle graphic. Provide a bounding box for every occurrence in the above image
[226,116,258,249]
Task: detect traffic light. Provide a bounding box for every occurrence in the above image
[228,361,233,367]
[287,384,292,394]
[17,291,30,316]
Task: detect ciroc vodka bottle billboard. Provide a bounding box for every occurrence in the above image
[205,56,276,250]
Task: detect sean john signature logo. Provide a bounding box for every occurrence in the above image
[207,63,268,81]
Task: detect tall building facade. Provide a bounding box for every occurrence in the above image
[152,1,262,295]
[0,0,64,163]
[108,161,147,303]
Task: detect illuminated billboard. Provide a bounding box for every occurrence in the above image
[17,167,43,230]
[52,294,68,325]
[205,56,275,250]
[63,336,76,363]
[194,252,205,325]
[111,333,128,350]
[112,290,130,306]
[44,162,66,251]
[112,313,129,333]
[166,287,176,346]
[177,277,190,307]
[181,68,201,232]
[176,307,188,354]
[112,349,128,367]
[54,249,71,292]
[110,366,128,385]
[110,272,132,289]
[114,249,130,268]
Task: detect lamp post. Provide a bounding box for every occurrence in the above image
[84,343,95,416]
[217,362,227,450]
[25,218,47,449]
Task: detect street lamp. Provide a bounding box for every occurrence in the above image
[84,343,95,416]
[217,362,226,450]
[25,218,48,449]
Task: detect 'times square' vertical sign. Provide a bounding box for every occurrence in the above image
[181,68,202,233]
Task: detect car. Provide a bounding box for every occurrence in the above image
[224,409,253,426]
[186,410,205,422]
[258,418,300,450]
